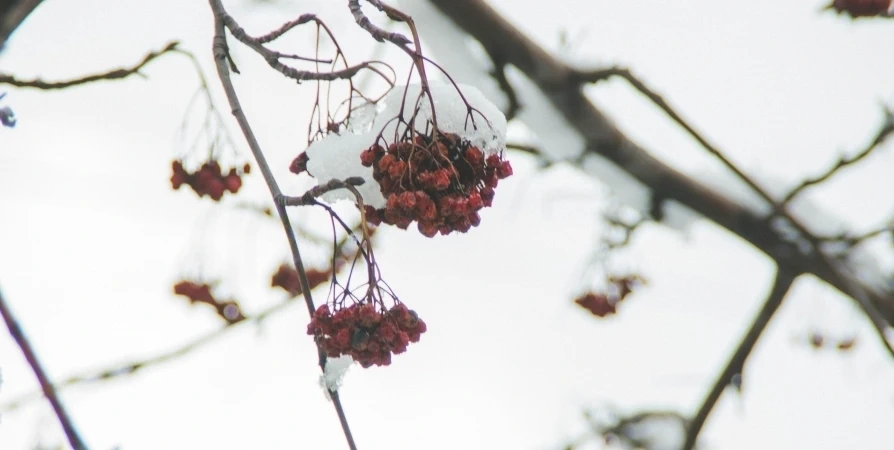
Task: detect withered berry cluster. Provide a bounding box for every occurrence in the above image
[307,302,427,368]
[360,132,512,237]
[171,160,250,201]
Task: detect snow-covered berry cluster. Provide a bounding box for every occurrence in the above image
[359,132,512,237]
[171,160,250,201]
[308,302,426,368]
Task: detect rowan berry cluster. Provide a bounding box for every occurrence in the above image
[307,302,427,368]
[170,160,250,201]
[359,132,512,237]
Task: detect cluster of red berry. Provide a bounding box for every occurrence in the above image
[359,132,512,237]
[829,0,891,17]
[170,160,250,201]
[173,280,245,324]
[270,263,331,297]
[307,302,427,368]
[574,275,645,318]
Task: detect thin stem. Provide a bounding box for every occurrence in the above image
[0,287,88,450]
[207,1,357,448]
[682,269,798,450]
[781,108,894,205]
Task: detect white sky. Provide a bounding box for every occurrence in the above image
[1,1,893,449]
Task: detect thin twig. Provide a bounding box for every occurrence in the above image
[277,177,365,207]
[818,220,894,247]
[0,287,88,450]
[682,268,798,450]
[219,12,375,83]
[208,1,357,447]
[782,108,894,205]
[0,41,180,89]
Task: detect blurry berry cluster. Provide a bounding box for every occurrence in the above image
[828,0,892,17]
[170,160,250,201]
[574,275,646,318]
[173,280,245,324]
[270,263,331,297]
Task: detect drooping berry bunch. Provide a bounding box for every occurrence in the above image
[308,301,426,368]
[170,160,250,201]
[359,132,512,237]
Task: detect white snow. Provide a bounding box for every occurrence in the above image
[504,66,587,160]
[305,81,508,208]
[319,354,354,400]
[581,153,652,215]
[374,81,507,155]
[617,412,688,450]
[306,131,386,207]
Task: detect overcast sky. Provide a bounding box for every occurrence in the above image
[1,1,893,449]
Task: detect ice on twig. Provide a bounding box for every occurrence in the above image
[319,354,354,400]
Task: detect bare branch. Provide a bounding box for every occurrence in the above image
[218,11,375,82]
[683,268,798,450]
[782,108,894,205]
[0,41,180,89]
[207,1,357,447]
[0,286,87,450]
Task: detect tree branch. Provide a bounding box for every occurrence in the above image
[682,268,798,450]
[574,65,894,358]
[0,41,180,89]
[0,286,88,450]
[207,1,357,448]
[426,0,894,345]
[0,0,44,50]
[218,10,377,83]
